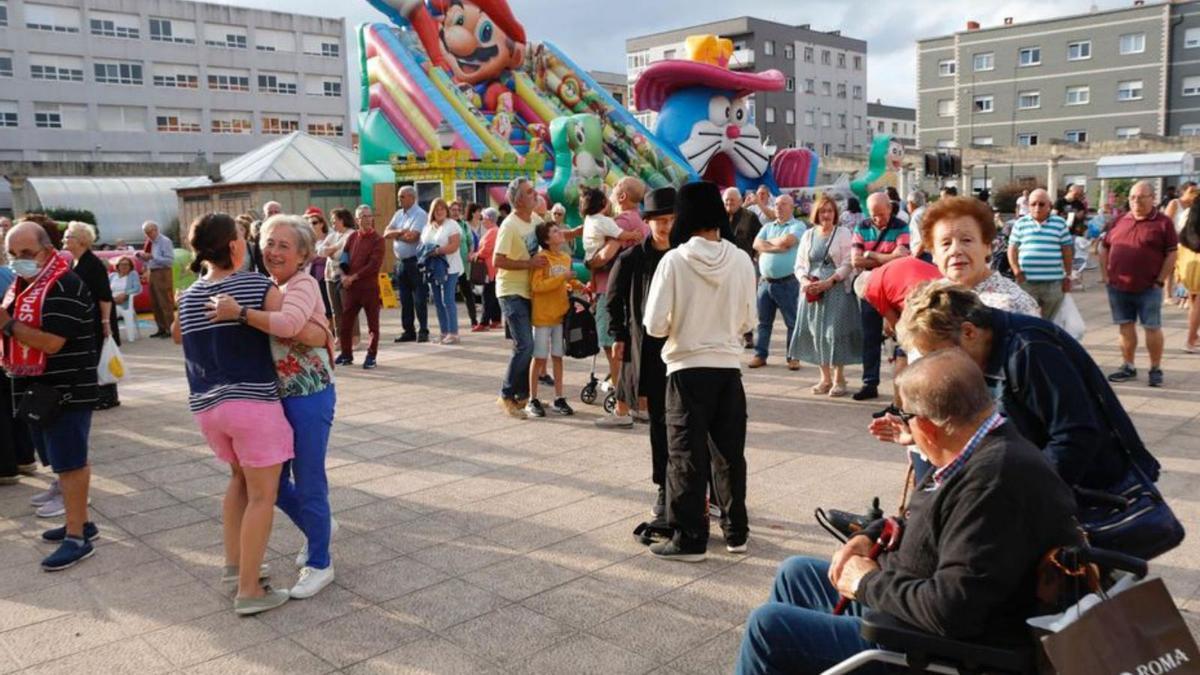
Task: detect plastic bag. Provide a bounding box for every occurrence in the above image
[97,336,125,385]
[1053,294,1086,341]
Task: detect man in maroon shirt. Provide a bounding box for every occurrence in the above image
[337,205,385,370]
[1099,180,1178,387]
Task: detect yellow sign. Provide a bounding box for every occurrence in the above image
[378,273,398,309]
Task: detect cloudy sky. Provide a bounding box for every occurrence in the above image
[234,0,1135,108]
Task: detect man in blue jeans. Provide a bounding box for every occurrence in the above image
[492,177,547,418]
[384,185,430,343]
[749,194,804,370]
[849,192,911,401]
[736,350,1080,674]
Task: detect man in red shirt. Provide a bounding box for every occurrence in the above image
[1099,180,1178,387]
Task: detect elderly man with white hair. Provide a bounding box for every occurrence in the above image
[848,191,911,400]
[1100,180,1178,387]
[136,220,175,337]
[906,190,928,260]
[384,185,430,342]
[1007,188,1073,321]
[749,193,804,369]
[262,201,283,219]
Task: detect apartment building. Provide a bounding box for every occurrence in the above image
[0,0,349,163]
[916,0,1200,190]
[588,70,628,108]
[626,17,870,156]
[867,101,917,147]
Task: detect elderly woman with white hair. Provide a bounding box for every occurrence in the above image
[62,221,120,409]
[208,214,338,600]
[473,206,504,330]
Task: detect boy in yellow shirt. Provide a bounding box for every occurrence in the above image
[527,222,584,417]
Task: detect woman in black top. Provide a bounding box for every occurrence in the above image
[63,221,119,409]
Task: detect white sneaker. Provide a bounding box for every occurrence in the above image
[632,410,650,423]
[295,517,339,568]
[594,414,634,428]
[30,480,60,507]
[290,565,335,600]
[35,494,65,518]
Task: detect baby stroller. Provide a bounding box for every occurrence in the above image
[563,295,617,413]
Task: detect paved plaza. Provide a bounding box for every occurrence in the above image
[1,272,1198,674]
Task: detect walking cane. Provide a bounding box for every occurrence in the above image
[833,517,903,615]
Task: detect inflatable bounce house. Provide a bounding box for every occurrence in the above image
[357,1,895,210]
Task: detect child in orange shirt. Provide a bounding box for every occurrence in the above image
[527,222,584,417]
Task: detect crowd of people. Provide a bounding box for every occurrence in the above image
[0,171,1193,645]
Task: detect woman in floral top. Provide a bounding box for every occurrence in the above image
[208,214,337,601]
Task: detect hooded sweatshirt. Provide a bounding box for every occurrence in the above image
[643,236,757,374]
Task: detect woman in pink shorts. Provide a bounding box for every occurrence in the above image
[173,213,323,616]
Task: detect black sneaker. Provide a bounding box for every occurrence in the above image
[651,486,665,518]
[725,533,748,554]
[650,533,707,563]
[394,333,416,343]
[1148,368,1164,387]
[539,373,555,386]
[41,537,95,571]
[1108,364,1137,383]
[42,521,100,543]
[852,384,879,401]
[551,397,574,416]
[335,354,354,365]
[525,398,546,418]
[362,354,377,370]
[417,332,430,343]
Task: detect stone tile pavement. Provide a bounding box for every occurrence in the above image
[1,271,1197,673]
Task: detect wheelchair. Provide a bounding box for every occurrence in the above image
[820,546,1149,675]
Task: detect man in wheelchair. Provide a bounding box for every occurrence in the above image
[736,350,1082,675]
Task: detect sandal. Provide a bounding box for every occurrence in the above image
[829,382,848,398]
[811,381,833,395]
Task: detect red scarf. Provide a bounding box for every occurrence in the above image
[1,251,73,376]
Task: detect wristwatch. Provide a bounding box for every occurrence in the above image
[238,307,249,324]
[1,319,15,337]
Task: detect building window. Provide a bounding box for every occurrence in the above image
[94,61,143,85]
[785,77,795,92]
[973,52,994,71]
[149,18,195,44]
[1066,85,1090,105]
[0,101,16,127]
[784,45,794,59]
[937,99,954,117]
[1117,80,1143,101]
[1186,28,1200,49]
[821,81,831,96]
[854,55,862,70]
[303,34,340,57]
[803,46,813,63]
[764,107,776,123]
[1116,126,1141,139]
[785,109,795,125]
[821,112,831,127]
[24,3,80,32]
[34,103,83,129]
[804,110,814,126]
[1017,133,1039,147]
[156,110,202,133]
[35,110,61,128]
[1180,123,1200,136]
[0,2,6,27]
[763,40,774,56]
[307,118,344,137]
[938,59,956,76]
[1018,47,1041,66]
[936,139,955,148]
[207,71,249,92]
[1119,33,1145,55]
[89,12,139,39]
[211,112,252,134]
[822,143,831,156]
[97,105,145,132]
[1017,90,1040,109]
[838,113,847,129]
[852,85,863,99]
[1067,41,1091,60]
[837,52,846,68]
[258,74,298,95]
[973,95,994,113]
[256,28,296,53]
[323,81,342,97]
[972,136,994,146]
[1064,129,1087,143]
[821,49,831,65]
[836,83,846,99]
[804,78,815,93]
[0,54,10,78]
[204,24,247,49]
[29,56,84,82]
[1183,76,1200,97]
[262,114,300,134]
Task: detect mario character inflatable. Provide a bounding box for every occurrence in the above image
[368,0,526,112]
[635,34,815,193]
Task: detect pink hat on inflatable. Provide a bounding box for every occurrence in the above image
[635,34,785,112]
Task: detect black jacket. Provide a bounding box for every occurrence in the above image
[730,207,761,260]
[858,424,1081,645]
[72,249,117,347]
[607,240,668,398]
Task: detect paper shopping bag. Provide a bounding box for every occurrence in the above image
[1041,577,1200,675]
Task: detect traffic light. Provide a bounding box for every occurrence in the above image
[924,153,938,177]
[923,152,963,178]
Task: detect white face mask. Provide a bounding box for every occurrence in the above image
[9,258,41,280]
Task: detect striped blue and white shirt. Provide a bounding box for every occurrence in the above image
[1009,215,1072,281]
[179,272,279,413]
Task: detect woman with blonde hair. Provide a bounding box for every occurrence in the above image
[62,221,120,409]
[420,198,463,344]
[789,194,861,396]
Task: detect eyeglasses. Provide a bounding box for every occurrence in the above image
[895,408,918,425]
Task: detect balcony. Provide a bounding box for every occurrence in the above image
[729,49,755,70]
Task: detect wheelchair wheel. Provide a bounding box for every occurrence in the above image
[603,391,617,414]
[580,382,597,405]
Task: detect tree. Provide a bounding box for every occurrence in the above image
[43,208,100,240]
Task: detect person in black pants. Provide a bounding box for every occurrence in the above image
[643,181,757,562]
[608,187,675,519]
[63,222,120,409]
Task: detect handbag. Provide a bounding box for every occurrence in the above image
[1040,577,1200,675]
[16,382,64,425]
[804,232,837,303]
[468,260,488,285]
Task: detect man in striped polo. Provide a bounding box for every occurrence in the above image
[849,192,912,401]
[1007,189,1073,320]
